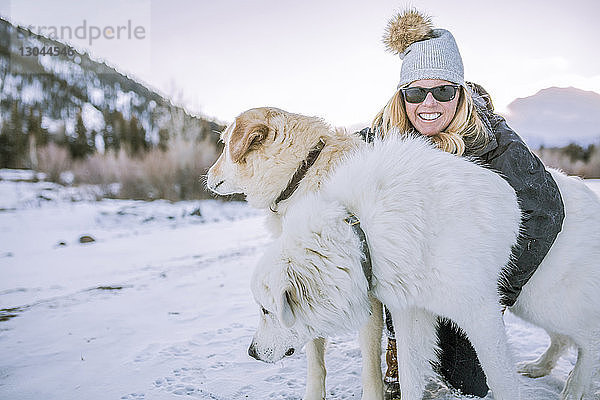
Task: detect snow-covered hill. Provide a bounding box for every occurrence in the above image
[504,87,600,148]
[0,17,222,149]
[1,171,599,399]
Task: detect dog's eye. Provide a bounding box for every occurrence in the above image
[261,306,270,315]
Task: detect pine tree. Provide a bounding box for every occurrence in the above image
[11,102,29,168]
[0,102,25,168]
[158,128,169,152]
[129,115,141,156]
[25,107,49,169]
[128,115,147,156]
[0,122,15,168]
[69,111,91,159]
[28,107,48,147]
[89,130,97,154]
[103,111,120,153]
[112,111,128,153]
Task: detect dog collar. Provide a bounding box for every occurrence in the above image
[344,213,373,291]
[270,139,326,212]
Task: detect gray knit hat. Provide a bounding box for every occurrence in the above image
[383,10,465,88]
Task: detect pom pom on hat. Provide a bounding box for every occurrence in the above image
[382,8,465,88]
[383,9,434,56]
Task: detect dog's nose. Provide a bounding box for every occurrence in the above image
[248,343,259,360]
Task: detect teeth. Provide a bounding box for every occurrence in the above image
[419,113,441,121]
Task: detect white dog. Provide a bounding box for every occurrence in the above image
[250,135,522,400]
[249,135,600,400]
[207,107,384,400]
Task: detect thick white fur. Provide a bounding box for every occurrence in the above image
[207,107,383,400]
[207,107,365,235]
[211,108,600,400]
[251,134,600,400]
[512,169,600,400]
[251,135,523,400]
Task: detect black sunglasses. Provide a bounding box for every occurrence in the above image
[401,85,460,104]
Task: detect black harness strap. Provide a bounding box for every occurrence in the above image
[344,213,373,291]
[271,138,326,212]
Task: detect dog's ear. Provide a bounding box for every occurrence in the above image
[277,288,296,328]
[229,120,269,163]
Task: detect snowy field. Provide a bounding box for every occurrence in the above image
[1,169,599,400]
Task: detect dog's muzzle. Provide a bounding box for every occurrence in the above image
[248,343,295,361]
[213,180,224,190]
[207,179,224,192]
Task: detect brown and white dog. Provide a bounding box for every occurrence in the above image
[206,107,384,400]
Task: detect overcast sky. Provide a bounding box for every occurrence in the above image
[2,0,599,128]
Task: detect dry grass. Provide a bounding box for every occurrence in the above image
[36,138,219,201]
[535,146,600,178]
[36,143,71,183]
[35,139,599,201]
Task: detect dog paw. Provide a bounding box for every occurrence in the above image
[560,383,584,400]
[361,392,385,400]
[361,380,384,400]
[517,360,551,378]
[560,391,584,400]
[302,391,326,400]
[361,394,385,400]
[302,388,325,400]
[303,382,326,400]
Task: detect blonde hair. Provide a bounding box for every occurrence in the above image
[372,86,490,156]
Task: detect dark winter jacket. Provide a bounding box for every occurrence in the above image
[358,87,565,307]
[471,113,564,306]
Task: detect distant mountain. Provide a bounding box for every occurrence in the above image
[503,87,600,148]
[0,17,223,167]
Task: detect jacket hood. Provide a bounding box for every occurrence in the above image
[466,82,499,157]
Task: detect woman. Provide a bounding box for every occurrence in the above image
[359,9,565,399]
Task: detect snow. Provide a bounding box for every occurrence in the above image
[116,90,135,120]
[19,79,44,105]
[1,170,599,400]
[82,102,105,132]
[88,86,105,107]
[37,47,83,80]
[41,116,65,134]
[1,74,22,99]
[95,133,106,154]
[65,118,75,135]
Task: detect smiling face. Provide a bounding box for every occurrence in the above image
[403,79,460,137]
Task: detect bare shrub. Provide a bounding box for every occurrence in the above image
[136,137,219,201]
[71,152,118,185]
[581,148,600,178]
[61,138,219,200]
[36,143,72,183]
[536,145,600,178]
[138,148,178,200]
[169,137,219,200]
[112,149,152,200]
